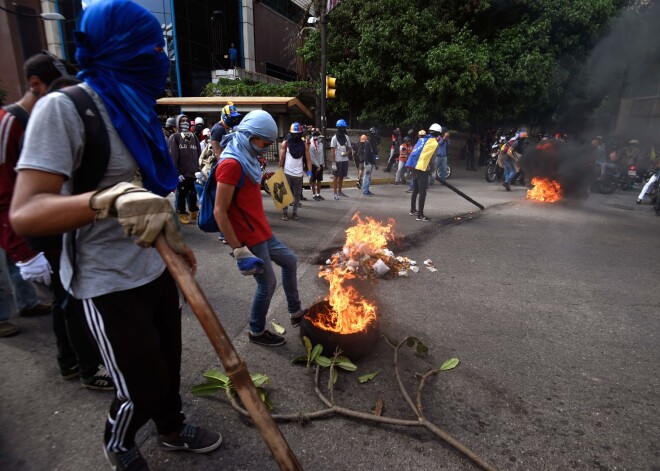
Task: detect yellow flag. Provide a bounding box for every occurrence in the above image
[266,168,294,209]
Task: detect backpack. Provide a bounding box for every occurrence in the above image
[7,86,111,253]
[405,136,430,169]
[198,159,245,233]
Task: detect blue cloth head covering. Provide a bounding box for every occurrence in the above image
[75,0,177,196]
[220,110,277,184]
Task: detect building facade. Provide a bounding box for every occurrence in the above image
[0,0,306,103]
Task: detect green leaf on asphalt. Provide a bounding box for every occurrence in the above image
[303,336,312,359]
[314,355,332,368]
[250,373,270,388]
[439,358,460,371]
[335,359,357,371]
[271,322,286,334]
[191,382,225,396]
[292,355,308,364]
[415,341,429,357]
[358,370,381,383]
[310,344,323,363]
[406,337,416,348]
[202,369,230,385]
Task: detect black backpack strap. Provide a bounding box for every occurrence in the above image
[3,103,30,129]
[58,86,111,194]
[58,86,111,302]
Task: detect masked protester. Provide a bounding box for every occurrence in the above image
[279,123,313,220]
[308,128,325,200]
[330,119,353,200]
[10,1,222,468]
[213,110,307,346]
[169,114,201,224]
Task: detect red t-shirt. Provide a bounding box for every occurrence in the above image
[0,108,37,263]
[216,159,272,247]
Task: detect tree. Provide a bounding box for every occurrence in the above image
[311,0,625,129]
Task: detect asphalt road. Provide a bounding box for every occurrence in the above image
[1,164,658,471]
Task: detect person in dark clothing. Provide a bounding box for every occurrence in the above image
[169,114,201,224]
[362,129,379,196]
[466,133,477,170]
[385,128,401,173]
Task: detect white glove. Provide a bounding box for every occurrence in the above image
[178,174,185,182]
[332,162,337,172]
[365,163,373,175]
[16,252,52,286]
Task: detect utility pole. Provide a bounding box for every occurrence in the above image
[320,1,327,142]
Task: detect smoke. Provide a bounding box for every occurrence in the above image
[557,3,660,141]
[519,139,595,196]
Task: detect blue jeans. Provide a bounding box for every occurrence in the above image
[362,164,373,194]
[248,236,301,334]
[502,159,517,183]
[0,249,40,321]
[434,155,447,183]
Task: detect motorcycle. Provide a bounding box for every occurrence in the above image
[434,163,452,181]
[485,144,504,182]
[260,158,274,195]
[594,165,636,194]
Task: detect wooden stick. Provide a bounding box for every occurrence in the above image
[155,235,303,471]
[436,177,485,210]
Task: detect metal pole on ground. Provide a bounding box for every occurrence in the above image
[436,175,485,210]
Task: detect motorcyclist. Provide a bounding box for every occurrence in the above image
[501,131,528,191]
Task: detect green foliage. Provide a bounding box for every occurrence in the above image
[191,370,273,410]
[306,0,624,128]
[204,78,313,98]
[293,337,358,371]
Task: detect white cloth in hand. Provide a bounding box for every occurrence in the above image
[16,252,52,286]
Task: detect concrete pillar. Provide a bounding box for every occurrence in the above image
[241,0,256,72]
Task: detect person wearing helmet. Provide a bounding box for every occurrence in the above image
[214,110,307,346]
[211,102,241,156]
[429,123,449,186]
[330,119,353,200]
[308,128,326,200]
[164,116,177,138]
[193,116,205,141]
[279,123,312,220]
[395,136,413,185]
[354,134,368,189]
[407,126,439,221]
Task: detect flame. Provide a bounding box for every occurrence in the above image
[312,267,377,334]
[527,178,562,203]
[309,212,388,334]
[342,213,395,259]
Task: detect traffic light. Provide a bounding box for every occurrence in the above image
[326,76,337,99]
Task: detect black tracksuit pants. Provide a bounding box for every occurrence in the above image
[82,270,184,452]
[411,169,429,216]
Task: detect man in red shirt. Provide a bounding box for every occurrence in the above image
[213,110,305,346]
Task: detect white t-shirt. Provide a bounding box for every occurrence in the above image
[17,83,166,299]
[330,134,352,162]
[283,146,304,177]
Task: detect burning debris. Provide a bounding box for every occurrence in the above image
[322,214,419,280]
[527,177,563,202]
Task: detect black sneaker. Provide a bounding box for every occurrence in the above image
[290,308,306,328]
[81,365,115,391]
[158,424,223,454]
[317,194,325,200]
[300,196,308,201]
[60,363,79,381]
[104,446,150,471]
[19,303,51,317]
[503,182,511,191]
[248,330,286,346]
[409,210,418,216]
[416,215,431,222]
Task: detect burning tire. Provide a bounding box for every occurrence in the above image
[300,300,380,361]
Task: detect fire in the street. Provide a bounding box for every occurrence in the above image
[313,267,377,334]
[309,213,389,334]
[342,213,395,259]
[527,177,562,202]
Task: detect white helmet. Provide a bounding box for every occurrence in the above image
[429,123,442,133]
[194,117,204,126]
[202,128,210,137]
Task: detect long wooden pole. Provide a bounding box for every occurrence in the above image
[155,235,303,471]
